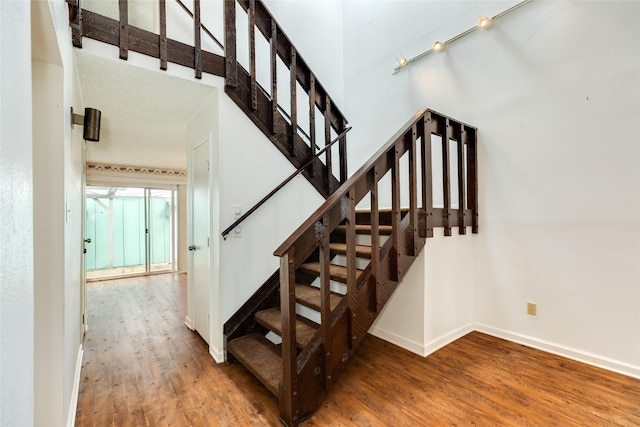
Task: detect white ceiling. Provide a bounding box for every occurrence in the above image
[75,50,215,170]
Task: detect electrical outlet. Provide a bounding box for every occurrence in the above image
[527,302,537,316]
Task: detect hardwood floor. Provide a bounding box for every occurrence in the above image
[76,274,640,426]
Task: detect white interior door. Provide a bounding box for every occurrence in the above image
[191,139,210,344]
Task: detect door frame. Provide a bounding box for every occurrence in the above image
[187,130,223,362]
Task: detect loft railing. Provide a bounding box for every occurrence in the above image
[67,0,225,77]
[224,0,349,196]
[272,109,478,425]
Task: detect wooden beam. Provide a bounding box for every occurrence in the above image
[248,0,257,109]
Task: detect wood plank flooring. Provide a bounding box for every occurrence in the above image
[76,273,640,426]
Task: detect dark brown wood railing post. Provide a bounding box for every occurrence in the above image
[159,0,168,70]
[270,20,278,133]
[68,0,83,48]
[390,144,401,281]
[290,48,298,156]
[422,113,434,238]
[119,0,129,60]
[442,118,452,236]
[248,0,257,109]
[339,118,348,183]
[409,124,419,255]
[224,0,238,88]
[319,214,331,389]
[280,251,298,426]
[369,168,381,312]
[457,125,466,234]
[194,0,202,79]
[309,74,317,177]
[466,126,479,233]
[324,97,333,193]
[344,192,357,347]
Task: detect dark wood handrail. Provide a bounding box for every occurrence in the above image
[221,126,352,239]
[274,110,425,256]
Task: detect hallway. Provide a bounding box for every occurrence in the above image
[76,274,281,425]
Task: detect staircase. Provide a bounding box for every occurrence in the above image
[67,1,478,425]
[225,108,478,426]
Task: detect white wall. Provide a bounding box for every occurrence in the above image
[344,1,640,376]
[263,0,345,108]
[0,1,34,425]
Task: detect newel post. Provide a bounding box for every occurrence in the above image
[279,251,298,426]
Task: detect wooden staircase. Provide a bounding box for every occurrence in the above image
[66,2,479,425]
[225,109,479,425]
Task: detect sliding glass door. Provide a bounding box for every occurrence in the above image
[85,186,176,279]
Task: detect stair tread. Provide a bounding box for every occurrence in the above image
[299,262,363,283]
[329,242,373,258]
[334,224,393,235]
[255,307,318,349]
[295,283,342,312]
[226,334,282,396]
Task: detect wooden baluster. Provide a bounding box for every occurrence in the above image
[270,20,277,133]
[194,0,202,79]
[442,118,452,236]
[159,0,167,70]
[409,124,418,254]
[324,97,333,194]
[457,124,466,235]
[466,126,479,233]
[309,74,317,177]
[224,0,238,88]
[391,144,401,281]
[339,117,348,183]
[422,113,434,238]
[319,214,331,389]
[248,0,257,109]
[345,192,357,347]
[119,0,129,60]
[279,251,298,427]
[290,48,297,156]
[369,169,381,312]
[70,0,83,48]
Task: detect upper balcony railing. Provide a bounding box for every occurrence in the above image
[224,0,349,197]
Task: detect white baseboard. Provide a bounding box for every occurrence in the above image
[423,324,474,357]
[369,326,425,356]
[209,344,225,364]
[184,316,194,330]
[474,323,640,380]
[66,344,83,427]
[369,324,474,357]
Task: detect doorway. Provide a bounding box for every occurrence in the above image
[85,185,177,279]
